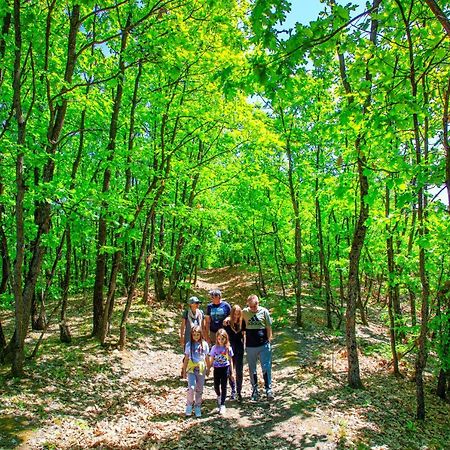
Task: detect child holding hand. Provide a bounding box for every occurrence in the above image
[181,325,209,418]
[209,328,234,414]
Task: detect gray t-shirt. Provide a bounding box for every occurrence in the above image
[182,308,204,342]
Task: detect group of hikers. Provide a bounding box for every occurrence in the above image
[179,289,274,418]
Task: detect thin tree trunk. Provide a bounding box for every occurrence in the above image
[167,143,201,298]
[330,211,345,328]
[337,0,382,389]
[396,0,431,418]
[118,214,152,349]
[154,214,166,301]
[59,227,72,343]
[0,320,6,354]
[405,207,418,326]
[251,223,267,297]
[92,15,131,338]
[272,222,287,300]
[386,185,400,376]
[282,122,302,327]
[443,76,450,213]
[142,212,156,303]
[11,0,28,376]
[11,3,80,376]
[316,160,332,328]
[0,189,9,293]
[118,186,166,349]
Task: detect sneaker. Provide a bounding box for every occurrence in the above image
[219,405,226,415]
[185,405,193,416]
[230,391,236,401]
[194,406,201,418]
[251,387,259,401]
[266,389,274,400]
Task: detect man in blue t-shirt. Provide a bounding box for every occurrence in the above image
[204,289,231,344]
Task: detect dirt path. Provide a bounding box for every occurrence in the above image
[1,266,449,449]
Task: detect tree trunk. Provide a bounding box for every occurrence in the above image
[10,3,80,376]
[0,320,6,354]
[283,131,302,327]
[0,215,9,294]
[346,155,367,388]
[154,214,166,301]
[31,290,46,331]
[395,0,431,418]
[142,211,155,304]
[386,185,400,376]
[118,191,165,349]
[443,76,450,213]
[272,222,287,300]
[167,146,200,298]
[59,228,72,343]
[92,15,131,338]
[337,0,381,389]
[316,165,332,328]
[11,0,29,376]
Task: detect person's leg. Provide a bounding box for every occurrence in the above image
[194,370,205,417]
[209,330,216,344]
[229,359,236,399]
[246,346,259,399]
[187,372,195,405]
[194,370,205,407]
[235,349,244,398]
[213,367,221,399]
[220,367,228,406]
[260,342,273,398]
[186,371,195,415]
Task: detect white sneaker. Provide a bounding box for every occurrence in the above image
[216,396,221,412]
[219,405,226,415]
[185,405,193,416]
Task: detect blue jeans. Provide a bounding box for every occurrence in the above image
[246,342,272,390]
[186,369,205,407]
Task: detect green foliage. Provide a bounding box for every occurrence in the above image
[0,293,14,310]
[0,0,448,417]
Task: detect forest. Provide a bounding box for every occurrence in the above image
[0,0,449,449]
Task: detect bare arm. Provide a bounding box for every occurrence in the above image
[180,318,186,348]
[265,310,273,343]
[181,347,189,378]
[206,354,212,376]
[204,316,210,342]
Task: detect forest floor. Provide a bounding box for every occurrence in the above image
[1,266,450,449]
